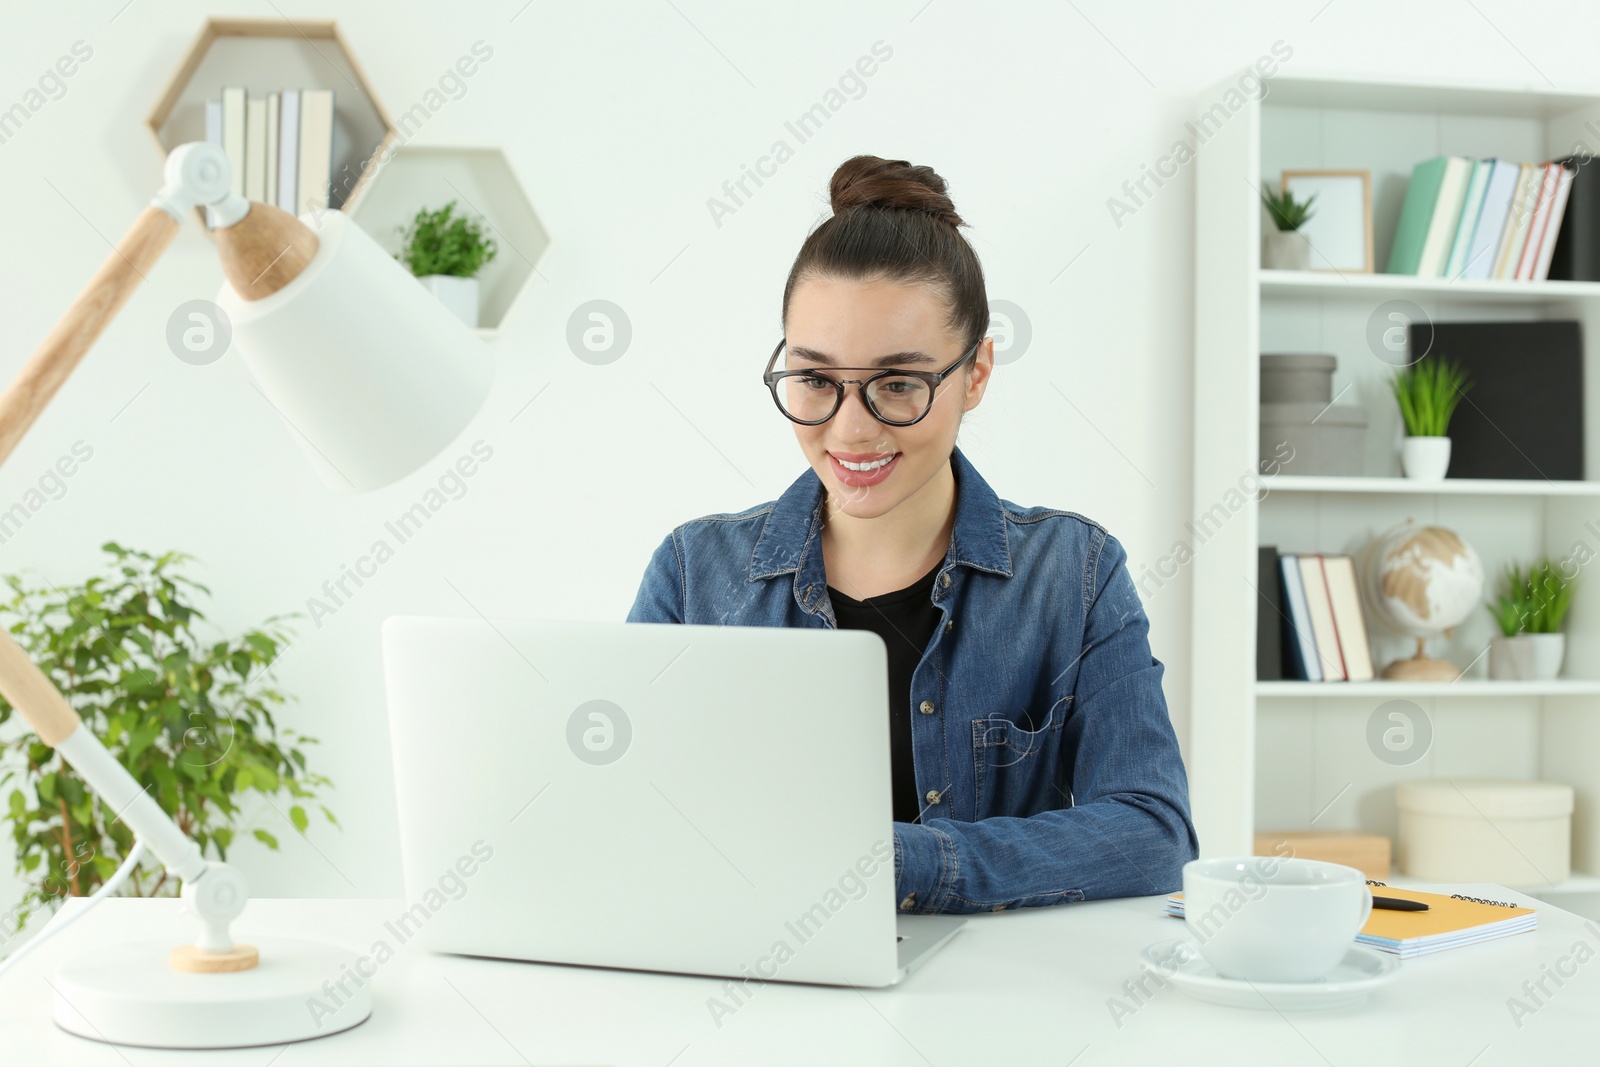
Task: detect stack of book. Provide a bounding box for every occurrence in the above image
[1256,548,1374,682]
[203,86,336,228]
[1387,156,1574,281]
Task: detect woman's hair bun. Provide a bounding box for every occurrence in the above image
[828,155,964,228]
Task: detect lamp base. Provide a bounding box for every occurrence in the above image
[52,936,371,1049]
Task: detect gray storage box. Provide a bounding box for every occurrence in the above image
[1262,353,1337,404]
[1260,401,1368,476]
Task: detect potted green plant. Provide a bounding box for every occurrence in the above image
[0,544,334,937]
[395,200,499,328]
[1260,185,1317,270]
[1487,558,1575,680]
[1388,357,1472,480]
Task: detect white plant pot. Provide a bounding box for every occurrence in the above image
[1401,436,1451,480]
[1261,229,1312,270]
[1488,633,1566,681]
[417,274,480,329]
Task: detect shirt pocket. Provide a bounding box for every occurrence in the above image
[970,694,1072,820]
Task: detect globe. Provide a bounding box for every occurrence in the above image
[1361,520,1484,681]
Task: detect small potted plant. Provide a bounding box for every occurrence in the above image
[395,200,499,328]
[1260,185,1316,270]
[1389,357,1471,480]
[1487,558,1575,680]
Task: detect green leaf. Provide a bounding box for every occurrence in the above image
[0,543,333,906]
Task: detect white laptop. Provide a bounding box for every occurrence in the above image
[380,616,966,988]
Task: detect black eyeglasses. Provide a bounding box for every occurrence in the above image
[761,338,979,427]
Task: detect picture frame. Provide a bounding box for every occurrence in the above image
[1281,169,1374,273]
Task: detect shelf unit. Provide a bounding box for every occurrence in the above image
[146,19,395,224]
[345,145,550,336]
[1192,72,1600,917]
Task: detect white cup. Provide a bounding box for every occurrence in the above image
[1182,856,1372,983]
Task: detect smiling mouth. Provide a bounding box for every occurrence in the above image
[827,450,902,487]
[831,452,897,471]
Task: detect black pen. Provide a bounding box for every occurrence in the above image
[1372,895,1429,912]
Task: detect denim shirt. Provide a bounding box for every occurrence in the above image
[625,445,1198,915]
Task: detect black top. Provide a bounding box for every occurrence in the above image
[827,558,944,824]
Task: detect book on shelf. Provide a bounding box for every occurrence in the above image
[244,96,267,203]
[1164,884,1536,959]
[264,92,280,207]
[277,89,300,216]
[1515,163,1562,280]
[1443,159,1492,280]
[206,85,332,229]
[1256,546,1284,681]
[1388,154,1576,280]
[221,86,246,201]
[1277,554,1320,682]
[203,97,222,229]
[1321,555,1374,682]
[1298,555,1346,681]
[1386,156,1450,276]
[1459,159,1521,281]
[297,88,335,218]
[1494,163,1540,279]
[1549,153,1600,281]
[1265,553,1374,683]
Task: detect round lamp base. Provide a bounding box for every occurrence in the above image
[52,936,371,1049]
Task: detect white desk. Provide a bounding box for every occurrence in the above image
[3,886,1595,1065]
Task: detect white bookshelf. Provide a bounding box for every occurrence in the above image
[1191,72,1600,917]
[346,145,551,335]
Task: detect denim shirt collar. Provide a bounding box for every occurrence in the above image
[747,446,1013,611]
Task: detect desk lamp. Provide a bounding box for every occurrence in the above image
[0,142,493,1047]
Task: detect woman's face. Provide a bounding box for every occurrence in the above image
[781,274,993,520]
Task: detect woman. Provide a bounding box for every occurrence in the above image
[627,155,1197,915]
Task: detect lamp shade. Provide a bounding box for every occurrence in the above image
[215,209,493,492]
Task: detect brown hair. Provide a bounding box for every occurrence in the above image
[781,156,988,366]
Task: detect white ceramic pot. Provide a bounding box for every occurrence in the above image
[417,274,480,328]
[1488,633,1566,681]
[1261,229,1312,270]
[1401,435,1451,480]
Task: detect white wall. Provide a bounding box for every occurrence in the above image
[0,0,1591,904]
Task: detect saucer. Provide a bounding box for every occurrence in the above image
[1139,937,1401,1011]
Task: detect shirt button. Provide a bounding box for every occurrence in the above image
[919,700,935,714]
[940,573,951,588]
[991,904,1008,912]
[925,789,942,805]
[944,618,953,633]
[899,892,917,911]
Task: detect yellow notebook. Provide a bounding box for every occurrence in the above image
[1165,884,1536,959]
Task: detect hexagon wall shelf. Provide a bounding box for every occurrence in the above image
[147,19,394,227]
[347,145,550,336]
